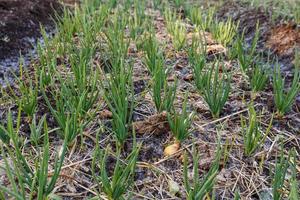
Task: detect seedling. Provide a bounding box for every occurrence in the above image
[188,31,206,67]
[189,33,207,93]
[0,109,69,200]
[143,33,164,75]
[8,61,38,119]
[183,143,221,200]
[37,28,58,87]
[187,6,215,31]
[152,66,177,113]
[295,49,300,68]
[104,10,129,68]
[273,64,300,117]
[174,0,184,9]
[37,0,103,145]
[241,104,273,156]
[167,94,194,142]
[202,62,231,118]
[234,24,260,75]
[234,190,241,200]
[18,79,38,119]
[153,0,161,10]
[164,8,177,35]
[29,114,46,146]
[249,63,270,96]
[69,40,97,93]
[289,149,299,200]
[129,0,147,40]
[108,0,117,9]
[272,147,291,200]
[0,108,21,145]
[293,4,300,24]
[103,59,134,147]
[42,75,96,143]
[92,132,141,200]
[211,18,238,47]
[146,39,177,113]
[171,20,187,51]
[188,7,204,28]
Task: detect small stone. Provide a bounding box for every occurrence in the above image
[168,179,180,195]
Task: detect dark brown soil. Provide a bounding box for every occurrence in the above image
[0,0,61,60]
[216,1,300,69]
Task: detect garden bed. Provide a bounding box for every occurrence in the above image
[0,1,299,200]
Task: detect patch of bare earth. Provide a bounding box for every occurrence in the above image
[266,23,300,57]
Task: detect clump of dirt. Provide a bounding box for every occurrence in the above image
[0,0,61,60]
[266,23,300,57]
[133,112,170,135]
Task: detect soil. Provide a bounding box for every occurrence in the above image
[266,23,300,58]
[0,1,299,199]
[216,1,300,69]
[0,0,61,60]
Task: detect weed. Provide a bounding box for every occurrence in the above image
[241,104,273,156]
[183,143,221,200]
[202,62,231,118]
[273,64,300,116]
[167,94,194,142]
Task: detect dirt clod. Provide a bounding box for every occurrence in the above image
[132,111,170,135]
[266,23,300,57]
